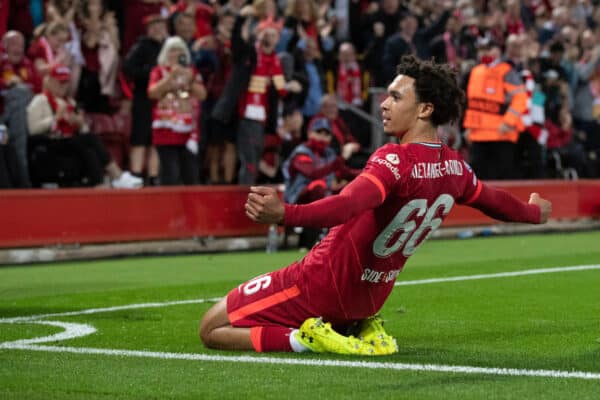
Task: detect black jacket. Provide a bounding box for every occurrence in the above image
[123,36,163,137]
[123,37,163,96]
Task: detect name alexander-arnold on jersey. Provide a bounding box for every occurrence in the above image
[411,160,464,179]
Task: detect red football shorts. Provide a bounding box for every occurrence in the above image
[226,265,312,328]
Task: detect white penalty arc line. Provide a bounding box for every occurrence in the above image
[0,298,222,346]
[395,264,600,286]
[3,343,600,381]
[3,321,97,346]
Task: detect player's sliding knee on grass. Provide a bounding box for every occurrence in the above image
[199,298,396,355]
[198,55,552,356]
[199,285,396,355]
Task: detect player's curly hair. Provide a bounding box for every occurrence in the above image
[396,55,465,127]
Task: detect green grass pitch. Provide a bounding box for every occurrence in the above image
[1,231,600,399]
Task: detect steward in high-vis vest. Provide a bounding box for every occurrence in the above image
[463,37,528,180]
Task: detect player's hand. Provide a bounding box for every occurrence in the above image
[528,192,552,223]
[246,186,285,224]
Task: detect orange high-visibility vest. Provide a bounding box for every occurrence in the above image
[463,61,528,143]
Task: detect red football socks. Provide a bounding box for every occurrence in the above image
[250,326,295,352]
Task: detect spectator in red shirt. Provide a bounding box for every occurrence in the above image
[336,42,362,106]
[1,31,41,94]
[211,9,302,185]
[28,21,73,81]
[505,0,525,35]
[148,36,206,185]
[45,0,86,78]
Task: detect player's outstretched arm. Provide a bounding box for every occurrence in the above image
[469,184,552,224]
[245,176,383,227]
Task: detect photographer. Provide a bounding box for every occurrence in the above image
[148,36,206,185]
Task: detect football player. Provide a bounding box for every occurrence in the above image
[199,55,552,355]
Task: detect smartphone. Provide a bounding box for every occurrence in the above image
[178,54,189,67]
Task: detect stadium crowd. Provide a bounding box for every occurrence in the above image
[0,0,599,189]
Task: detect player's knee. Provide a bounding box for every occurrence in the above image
[198,317,210,345]
[199,314,217,348]
[199,298,228,349]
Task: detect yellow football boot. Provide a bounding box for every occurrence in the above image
[295,317,377,355]
[357,316,398,355]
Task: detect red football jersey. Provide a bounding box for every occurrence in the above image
[286,142,482,322]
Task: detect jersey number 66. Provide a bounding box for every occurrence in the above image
[373,194,455,258]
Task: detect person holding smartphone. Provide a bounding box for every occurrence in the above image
[148,36,207,185]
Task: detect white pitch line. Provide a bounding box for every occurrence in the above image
[0,321,96,346]
[0,297,222,323]
[3,343,600,381]
[395,264,600,286]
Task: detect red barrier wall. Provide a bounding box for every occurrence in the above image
[1,180,599,249]
[0,186,267,248]
[447,180,596,225]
